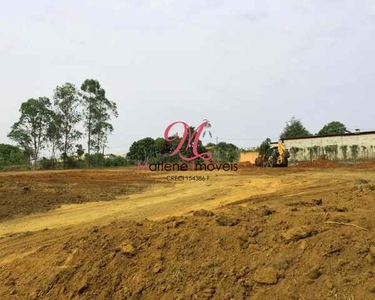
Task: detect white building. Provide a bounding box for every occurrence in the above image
[271,130,375,162]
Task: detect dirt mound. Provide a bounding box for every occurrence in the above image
[238,161,256,169]
[1,182,375,299]
[239,152,259,164]
[297,159,375,169]
[296,158,341,168]
[351,160,375,169]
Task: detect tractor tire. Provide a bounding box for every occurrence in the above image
[284,158,288,167]
[268,158,275,168]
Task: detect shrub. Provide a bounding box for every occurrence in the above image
[39,157,59,170]
[340,145,348,160]
[324,145,338,160]
[350,145,359,160]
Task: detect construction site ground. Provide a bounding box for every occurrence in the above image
[1,161,375,299]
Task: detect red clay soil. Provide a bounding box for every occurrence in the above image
[298,159,375,169]
[351,161,375,169]
[296,158,341,168]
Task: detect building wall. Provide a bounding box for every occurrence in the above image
[278,133,375,162]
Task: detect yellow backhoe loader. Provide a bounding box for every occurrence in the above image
[255,140,290,167]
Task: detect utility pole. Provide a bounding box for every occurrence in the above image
[216,137,218,144]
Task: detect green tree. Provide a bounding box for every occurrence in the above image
[280,117,312,139]
[80,79,118,165]
[46,111,62,159]
[81,79,100,165]
[91,95,118,155]
[154,137,173,155]
[212,142,239,162]
[127,137,156,161]
[75,144,85,158]
[0,144,29,166]
[8,97,52,168]
[318,121,347,136]
[258,138,271,155]
[129,128,209,163]
[53,83,82,168]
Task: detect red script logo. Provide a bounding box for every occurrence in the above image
[164,120,212,161]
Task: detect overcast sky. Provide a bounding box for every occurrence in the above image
[1,0,374,154]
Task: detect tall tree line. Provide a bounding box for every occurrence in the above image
[8,79,118,168]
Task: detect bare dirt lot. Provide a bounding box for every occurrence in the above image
[0,169,155,221]
[1,163,375,299]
